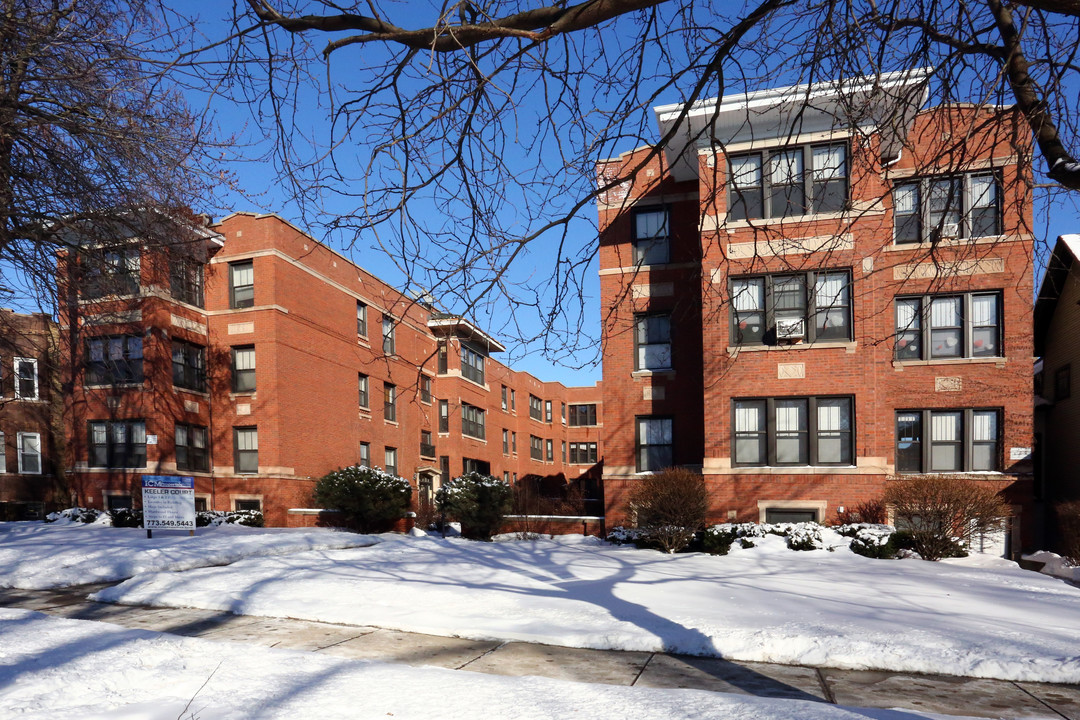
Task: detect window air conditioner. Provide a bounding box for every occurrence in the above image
[775,318,805,340]
[939,222,959,239]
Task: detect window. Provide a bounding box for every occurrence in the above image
[893,172,1000,243]
[1056,365,1071,401]
[632,209,669,265]
[382,316,395,355]
[420,431,435,458]
[0,431,5,473]
[172,341,206,392]
[107,495,133,511]
[503,471,510,483]
[635,314,672,370]
[546,439,554,462]
[420,376,432,403]
[636,417,672,472]
[510,389,516,410]
[544,400,552,423]
[731,270,852,345]
[194,496,209,512]
[83,246,140,298]
[569,442,598,464]
[530,435,543,461]
[356,301,368,336]
[501,385,508,410]
[568,404,598,426]
[502,429,509,454]
[511,431,517,453]
[561,403,566,424]
[462,403,486,440]
[894,292,1001,360]
[461,345,485,384]
[463,458,490,475]
[86,336,143,385]
[14,358,38,400]
[732,397,853,466]
[765,508,819,524]
[437,341,448,374]
[440,456,450,484]
[562,441,567,463]
[359,442,370,467]
[384,383,397,422]
[384,447,398,476]
[17,432,41,474]
[728,143,848,221]
[229,260,254,309]
[234,498,262,512]
[232,346,255,393]
[175,424,209,472]
[438,399,449,433]
[895,409,1001,473]
[234,427,258,474]
[88,420,146,468]
[529,394,543,421]
[170,258,204,307]
[357,373,369,408]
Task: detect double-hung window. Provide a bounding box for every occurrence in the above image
[636,416,673,472]
[420,375,432,403]
[359,442,370,467]
[358,373,369,408]
[420,431,435,458]
[732,397,853,466]
[356,301,368,336]
[895,409,1001,473]
[546,439,554,462]
[569,442,598,464]
[86,336,143,385]
[229,261,254,309]
[170,258,204,307]
[175,424,209,472]
[568,404,597,426]
[633,209,670,265]
[384,383,397,422]
[461,403,485,440]
[384,447,397,476]
[232,346,255,392]
[730,271,851,345]
[234,427,258,473]
[84,246,140,299]
[438,399,449,432]
[17,432,41,474]
[172,340,206,392]
[461,345,485,384]
[894,292,1002,360]
[14,358,38,400]
[635,314,671,370]
[893,172,1001,243]
[729,143,848,221]
[382,316,396,355]
[502,429,509,454]
[530,435,543,461]
[88,420,146,468]
[529,394,543,421]
[544,400,553,423]
[501,386,508,410]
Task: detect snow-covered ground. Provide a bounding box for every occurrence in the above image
[0,521,376,589]
[0,609,997,720]
[89,530,1080,684]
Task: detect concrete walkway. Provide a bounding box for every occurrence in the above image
[2,583,1078,720]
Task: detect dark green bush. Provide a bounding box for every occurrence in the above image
[436,472,513,540]
[195,510,265,528]
[313,465,412,533]
[110,508,143,528]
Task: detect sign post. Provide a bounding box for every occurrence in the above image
[141,475,196,539]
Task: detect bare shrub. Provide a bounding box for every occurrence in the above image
[629,468,707,553]
[835,499,888,525]
[1055,501,1080,564]
[883,476,1009,561]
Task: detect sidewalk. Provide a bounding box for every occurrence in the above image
[2,583,1077,720]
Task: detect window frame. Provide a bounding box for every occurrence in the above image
[420,431,435,459]
[82,246,140,299]
[569,441,599,464]
[529,394,543,421]
[170,257,204,308]
[420,375,432,404]
[634,313,672,371]
[729,270,853,346]
[359,442,370,467]
[231,345,256,393]
[438,399,449,433]
[568,404,598,427]
[894,408,1003,473]
[731,396,855,468]
[16,431,41,474]
[461,343,486,385]
[86,335,143,386]
[384,383,397,422]
[0,431,6,473]
[14,357,38,400]
[88,419,147,469]
[631,207,670,265]
[545,438,554,462]
[382,316,396,355]
[175,423,209,472]
[234,426,258,474]
[892,171,1002,244]
[728,142,849,222]
[636,416,673,472]
[894,291,1003,361]
[530,435,543,461]
[384,446,398,476]
[229,260,255,309]
[461,402,486,440]
[171,340,207,392]
[356,301,368,336]
[358,373,369,408]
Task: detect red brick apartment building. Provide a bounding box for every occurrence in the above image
[63,212,603,526]
[597,72,1036,546]
[0,309,62,518]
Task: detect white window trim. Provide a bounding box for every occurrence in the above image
[14,357,38,400]
[757,500,827,524]
[16,431,41,474]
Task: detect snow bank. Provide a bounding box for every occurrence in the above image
[0,522,378,589]
[1024,550,1080,581]
[0,609,990,720]
[95,533,1080,683]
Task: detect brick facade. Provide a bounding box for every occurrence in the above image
[598,77,1036,547]
[63,213,603,526]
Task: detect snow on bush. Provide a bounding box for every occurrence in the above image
[313,464,411,533]
[196,510,264,528]
[436,472,513,540]
[845,524,897,559]
[44,507,263,528]
[45,507,107,525]
[605,526,644,545]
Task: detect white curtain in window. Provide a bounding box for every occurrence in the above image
[235,348,255,370]
[896,299,919,329]
[131,422,146,444]
[112,423,126,443]
[815,273,847,307]
[771,150,802,185]
[931,297,961,327]
[734,404,762,432]
[931,413,960,442]
[776,402,805,432]
[640,418,672,445]
[971,294,996,325]
[894,184,917,214]
[817,400,848,431]
[731,155,762,188]
[237,429,258,451]
[175,425,188,446]
[972,411,997,442]
[732,278,764,311]
[91,423,106,444]
[812,145,845,180]
[635,211,667,238]
[970,174,996,208]
[232,264,253,286]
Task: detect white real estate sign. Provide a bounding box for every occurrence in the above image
[142,475,195,531]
